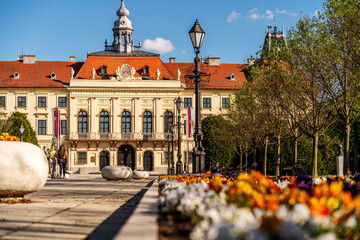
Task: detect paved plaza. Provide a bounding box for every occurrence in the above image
[0,174,156,240]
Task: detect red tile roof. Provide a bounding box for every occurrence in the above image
[165,62,248,90]
[0,61,83,88]
[75,56,175,80]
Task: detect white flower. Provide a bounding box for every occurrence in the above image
[316,232,337,240]
[344,215,357,228]
[289,204,310,226]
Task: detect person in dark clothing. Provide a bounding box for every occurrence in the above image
[57,144,68,179]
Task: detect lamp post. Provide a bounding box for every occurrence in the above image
[175,97,184,175]
[171,125,175,175]
[167,130,171,175]
[19,124,25,142]
[189,19,206,173]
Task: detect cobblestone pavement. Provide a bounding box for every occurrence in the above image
[0,174,156,240]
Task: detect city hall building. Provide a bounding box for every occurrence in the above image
[0,0,247,173]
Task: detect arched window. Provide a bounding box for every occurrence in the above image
[164,111,173,133]
[100,111,109,133]
[122,111,131,133]
[143,111,152,133]
[78,111,88,133]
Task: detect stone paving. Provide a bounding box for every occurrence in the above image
[0,174,156,240]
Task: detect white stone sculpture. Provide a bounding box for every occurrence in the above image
[70,67,75,79]
[177,69,181,80]
[91,68,96,79]
[132,170,149,179]
[156,68,160,80]
[101,165,132,180]
[0,142,48,197]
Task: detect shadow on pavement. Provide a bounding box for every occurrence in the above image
[85,180,154,240]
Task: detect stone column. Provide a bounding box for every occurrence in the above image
[111,98,119,134]
[90,97,96,135]
[154,98,161,137]
[132,98,140,135]
[69,97,76,136]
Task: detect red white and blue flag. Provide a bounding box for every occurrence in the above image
[53,107,61,139]
[186,107,194,138]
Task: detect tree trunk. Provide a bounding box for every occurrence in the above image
[312,132,319,176]
[264,136,268,176]
[294,128,298,164]
[344,122,351,175]
[245,152,248,170]
[354,122,358,174]
[239,148,243,171]
[276,135,281,176]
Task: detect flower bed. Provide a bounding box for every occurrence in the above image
[0,132,20,141]
[158,171,360,240]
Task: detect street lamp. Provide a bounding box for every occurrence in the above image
[167,130,171,175]
[171,125,175,175]
[19,124,25,142]
[175,97,184,175]
[189,19,206,173]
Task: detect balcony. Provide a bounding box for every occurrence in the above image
[100,133,110,139]
[143,133,155,140]
[78,132,89,140]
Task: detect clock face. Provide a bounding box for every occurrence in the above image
[121,65,131,78]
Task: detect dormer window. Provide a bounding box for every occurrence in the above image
[229,73,236,81]
[50,72,57,79]
[142,65,150,77]
[99,65,108,77]
[13,72,20,79]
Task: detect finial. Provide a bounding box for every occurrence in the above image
[117,0,129,17]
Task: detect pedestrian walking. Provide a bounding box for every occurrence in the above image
[57,144,68,179]
[48,144,57,179]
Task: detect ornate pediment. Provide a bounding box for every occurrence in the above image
[111,64,142,81]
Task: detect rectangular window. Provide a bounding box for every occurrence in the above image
[184,98,192,108]
[222,98,230,108]
[61,120,67,135]
[18,96,26,107]
[203,98,211,108]
[58,97,67,107]
[0,96,5,107]
[38,97,47,107]
[38,120,46,135]
[77,152,87,165]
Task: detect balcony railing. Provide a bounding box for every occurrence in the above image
[78,132,89,140]
[70,132,172,141]
[143,132,155,140]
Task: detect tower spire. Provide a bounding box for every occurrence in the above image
[111,0,134,53]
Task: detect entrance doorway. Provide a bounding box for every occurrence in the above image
[117,145,135,170]
[143,151,153,171]
[99,151,110,171]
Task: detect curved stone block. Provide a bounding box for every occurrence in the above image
[132,170,149,179]
[0,142,48,197]
[101,165,132,180]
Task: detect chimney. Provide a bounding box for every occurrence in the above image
[22,55,36,64]
[70,56,76,62]
[169,57,176,63]
[208,57,220,66]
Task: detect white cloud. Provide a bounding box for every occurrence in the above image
[249,8,257,13]
[143,38,175,54]
[249,13,261,20]
[314,10,321,16]
[246,8,296,20]
[227,11,241,23]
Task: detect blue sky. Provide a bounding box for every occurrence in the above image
[0,0,324,64]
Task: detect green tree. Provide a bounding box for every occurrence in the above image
[202,115,236,169]
[1,111,38,145]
